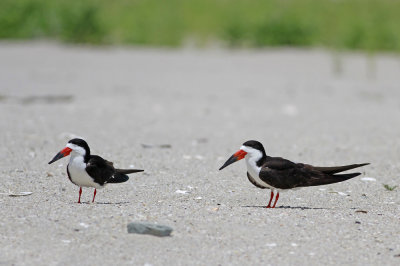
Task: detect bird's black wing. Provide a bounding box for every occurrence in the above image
[259,157,325,189]
[85,155,116,186]
[263,157,298,170]
[260,157,362,189]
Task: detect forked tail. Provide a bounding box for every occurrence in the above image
[108,169,144,183]
[307,172,362,187]
[313,163,369,174]
[116,168,144,175]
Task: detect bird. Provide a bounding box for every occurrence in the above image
[48,138,144,203]
[219,140,369,208]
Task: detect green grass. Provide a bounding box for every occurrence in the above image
[1,0,400,52]
[383,184,397,191]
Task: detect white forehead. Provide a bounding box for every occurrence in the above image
[66,143,86,154]
[240,145,263,162]
[240,145,259,154]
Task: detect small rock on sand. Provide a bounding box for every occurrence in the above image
[127,222,173,237]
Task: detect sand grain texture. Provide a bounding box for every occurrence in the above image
[0,42,399,265]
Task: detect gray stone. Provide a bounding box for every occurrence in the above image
[127,222,173,237]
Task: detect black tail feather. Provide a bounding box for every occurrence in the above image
[108,169,144,184]
[116,168,144,175]
[332,172,362,180]
[313,163,369,174]
[108,173,130,183]
[307,172,361,187]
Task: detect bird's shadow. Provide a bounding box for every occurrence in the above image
[241,205,328,210]
[75,201,130,205]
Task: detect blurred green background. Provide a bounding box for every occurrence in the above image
[1,0,399,52]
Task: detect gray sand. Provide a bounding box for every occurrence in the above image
[0,42,399,265]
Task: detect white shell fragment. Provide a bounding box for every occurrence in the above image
[0,190,33,197]
[175,190,190,194]
[361,177,376,182]
[79,223,89,228]
[328,191,348,196]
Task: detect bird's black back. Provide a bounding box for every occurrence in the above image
[85,155,143,185]
[85,155,116,186]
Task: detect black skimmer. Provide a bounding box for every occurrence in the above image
[48,138,144,203]
[219,140,369,208]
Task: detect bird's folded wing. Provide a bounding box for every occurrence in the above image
[86,156,115,185]
[260,159,323,189]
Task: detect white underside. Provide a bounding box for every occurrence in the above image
[247,169,299,192]
[67,153,104,189]
[245,159,276,190]
[242,146,274,190]
[241,145,284,192]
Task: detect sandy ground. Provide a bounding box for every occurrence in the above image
[0,42,399,266]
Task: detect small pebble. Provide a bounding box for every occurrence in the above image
[127,222,173,237]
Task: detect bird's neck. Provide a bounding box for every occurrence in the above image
[245,153,265,177]
[70,151,89,164]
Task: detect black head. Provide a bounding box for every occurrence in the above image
[68,138,89,149]
[242,140,266,155]
[68,138,90,156]
[219,140,266,170]
[48,138,90,164]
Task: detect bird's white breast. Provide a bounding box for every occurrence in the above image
[245,156,275,190]
[67,155,103,189]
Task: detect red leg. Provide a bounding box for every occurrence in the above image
[271,192,280,208]
[78,187,82,203]
[92,188,97,203]
[266,190,274,208]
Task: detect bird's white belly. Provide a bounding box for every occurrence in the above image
[248,170,275,190]
[67,157,103,189]
[245,159,275,189]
